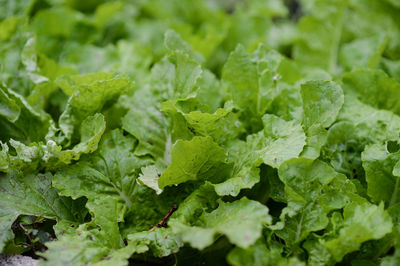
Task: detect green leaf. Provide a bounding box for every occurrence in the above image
[0,142,8,172]
[362,143,400,206]
[86,197,123,249]
[0,86,21,122]
[41,224,135,266]
[252,114,306,168]
[300,80,344,159]
[0,16,19,41]
[121,88,170,159]
[56,72,130,141]
[339,34,387,70]
[321,121,364,180]
[0,88,51,143]
[214,114,305,197]
[323,202,393,262]
[293,1,346,73]
[53,130,145,229]
[342,68,400,116]
[170,197,271,249]
[127,228,182,257]
[227,239,305,266]
[275,158,360,244]
[0,171,85,251]
[222,44,282,116]
[181,105,244,144]
[303,238,334,266]
[158,136,227,189]
[337,94,400,144]
[301,80,344,130]
[59,113,106,163]
[149,40,203,100]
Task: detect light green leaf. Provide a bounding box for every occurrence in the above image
[222,44,282,116]
[323,202,393,262]
[337,94,400,143]
[301,80,344,130]
[300,80,344,159]
[293,1,346,73]
[276,158,360,244]
[0,16,19,41]
[137,165,163,195]
[339,34,387,70]
[214,114,305,197]
[252,114,306,168]
[170,197,271,249]
[362,143,400,206]
[182,106,243,144]
[227,239,305,266]
[121,89,169,159]
[0,86,20,122]
[149,42,202,100]
[59,113,106,163]
[342,68,400,116]
[158,136,227,189]
[57,72,130,141]
[127,228,182,257]
[40,225,135,266]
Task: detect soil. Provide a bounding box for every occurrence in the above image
[0,254,38,266]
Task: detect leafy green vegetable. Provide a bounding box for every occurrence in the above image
[1,0,400,265]
[170,197,271,249]
[323,202,393,262]
[0,172,85,251]
[158,136,228,189]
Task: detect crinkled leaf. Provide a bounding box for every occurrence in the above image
[0,171,85,251]
[293,1,346,73]
[252,114,306,168]
[214,114,305,197]
[222,44,282,117]
[121,89,169,159]
[362,143,400,206]
[59,113,106,163]
[0,87,51,143]
[300,80,344,159]
[53,130,145,229]
[40,225,135,266]
[57,72,130,141]
[137,165,163,195]
[127,228,182,258]
[342,68,400,115]
[323,202,393,262]
[275,158,360,244]
[170,197,271,249]
[227,239,305,266]
[0,86,20,122]
[338,94,400,143]
[158,136,228,189]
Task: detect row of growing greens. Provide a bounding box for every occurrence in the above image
[1,0,400,265]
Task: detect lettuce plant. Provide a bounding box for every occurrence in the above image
[1,0,400,265]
